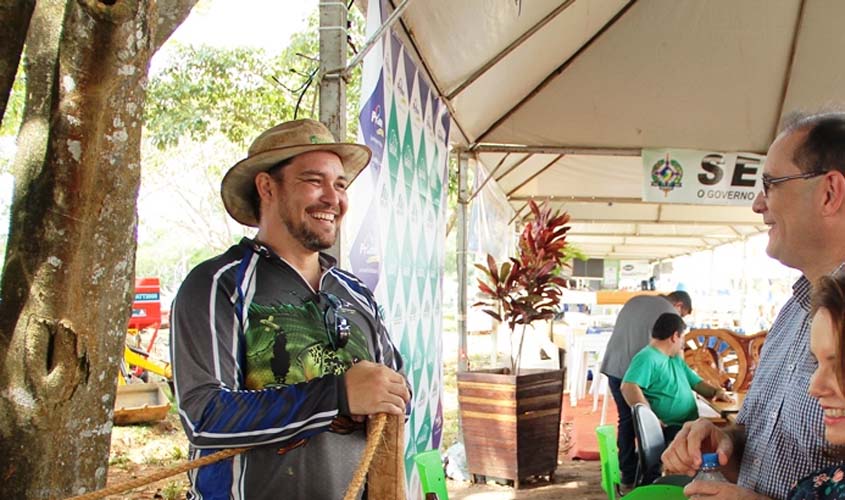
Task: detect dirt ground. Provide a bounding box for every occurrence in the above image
[104,413,607,500]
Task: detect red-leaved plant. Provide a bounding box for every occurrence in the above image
[473,200,571,374]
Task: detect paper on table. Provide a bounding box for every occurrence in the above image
[696,396,721,418]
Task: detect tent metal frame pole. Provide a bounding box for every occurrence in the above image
[319,0,348,263]
[457,150,470,373]
[445,0,576,100]
[319,1,348,140]
[509,202,529,225]
[509,195,642,203]
[467,153,509,203]
[494,153,532,183]
[386,1,472,144]
[565,231,734,240]
[473,144,642,156]
[475,0,638,144]
[328,0,417,77]
[505,154,563,197]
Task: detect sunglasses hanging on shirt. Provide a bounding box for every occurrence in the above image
[320,292,351,350]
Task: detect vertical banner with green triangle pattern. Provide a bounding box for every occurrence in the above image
[342,1,450,498]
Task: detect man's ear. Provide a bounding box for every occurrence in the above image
[255,172,275,202]
[821,170,845,216]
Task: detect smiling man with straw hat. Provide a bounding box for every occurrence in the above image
[170,119,411,499]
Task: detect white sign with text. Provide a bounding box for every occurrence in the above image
[642,149,766,205]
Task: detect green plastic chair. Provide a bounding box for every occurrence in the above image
[596,424,623,500]
[623,484,687,499]
[595,425,687,500]
[413,449,449,500]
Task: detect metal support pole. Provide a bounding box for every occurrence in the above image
[330,0,417,77]
[319,1,347,141]
[457,150,469,372]
[319,1,347,262]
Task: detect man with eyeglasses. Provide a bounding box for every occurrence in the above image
[664,112,845,500]
[170,119,411,500]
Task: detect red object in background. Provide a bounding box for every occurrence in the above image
[127,278,163,377]
[128,277,161,332]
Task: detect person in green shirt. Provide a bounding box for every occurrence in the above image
[622,313,732,439]
[621,313,732,484]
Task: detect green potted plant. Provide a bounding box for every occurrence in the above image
[458,200,571,488]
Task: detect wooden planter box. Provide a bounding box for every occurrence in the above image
[113,383,171,425]
[457,367,565,488]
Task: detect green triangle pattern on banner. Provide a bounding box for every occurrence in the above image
[416,226,428,299]
[401,218,415,306]
[429,249,439,306]
[413,320,426,387]
[387,99,401,192]
[415,412,432,453]
[431,150,443,214]
[402,115,416,196]
[404,423,417,480]
[416,135,429,206]
[384,209,400,317]
[425,317,436,385]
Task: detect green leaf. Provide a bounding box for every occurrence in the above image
[474,262,494,281]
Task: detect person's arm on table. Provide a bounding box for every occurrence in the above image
[693,381,735,402]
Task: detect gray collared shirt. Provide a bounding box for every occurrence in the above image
[736,275,839,499]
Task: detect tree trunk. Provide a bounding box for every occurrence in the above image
[0,0,196,498]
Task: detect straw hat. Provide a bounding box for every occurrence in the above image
[221,119,372,226]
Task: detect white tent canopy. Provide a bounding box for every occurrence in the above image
[367,0,845,260]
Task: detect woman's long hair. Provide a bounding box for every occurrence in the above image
[812,273,845,459]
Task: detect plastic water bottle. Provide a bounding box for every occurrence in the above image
[693,452,728,482]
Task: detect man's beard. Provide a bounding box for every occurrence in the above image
[279,205,336,251]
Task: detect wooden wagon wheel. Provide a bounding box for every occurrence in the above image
[683,329,749,392]
[737,330,767,392]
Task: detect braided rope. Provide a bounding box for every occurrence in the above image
[64,414,390,500]
[65,446,248,500]
[342,413,388,500]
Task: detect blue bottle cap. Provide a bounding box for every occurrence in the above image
[702,452,719,468]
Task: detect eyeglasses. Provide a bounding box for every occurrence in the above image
[320,292,351,350]
[761,170,827,197]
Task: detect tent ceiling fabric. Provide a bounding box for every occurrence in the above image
[375,0,845,261]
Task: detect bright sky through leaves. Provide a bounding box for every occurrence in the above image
[152,0,317,73]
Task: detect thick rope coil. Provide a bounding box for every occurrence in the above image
[64,446,249,500]
[343,413,388,500]
[64,413,391,500]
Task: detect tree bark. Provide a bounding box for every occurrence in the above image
[0,0,197,497]
[0,0,35,122]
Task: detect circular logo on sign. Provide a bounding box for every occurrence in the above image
[651,153,684,196]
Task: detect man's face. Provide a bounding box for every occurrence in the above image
[752,130,824,269]
[670,331,684,356]
[672,302,690,317]
[272,150,348,251]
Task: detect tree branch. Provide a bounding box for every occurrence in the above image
[153,0,198,52]
[0,0,35,122]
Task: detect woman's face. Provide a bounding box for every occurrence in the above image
[809,308,845,446]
